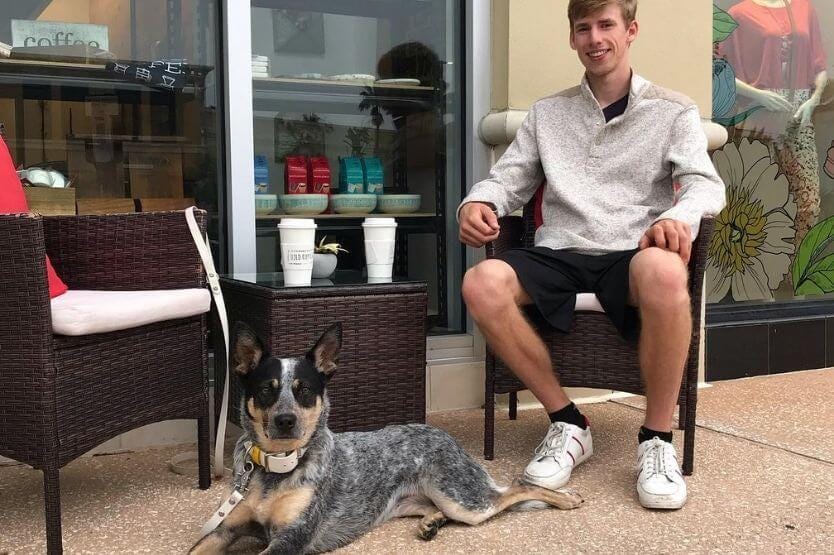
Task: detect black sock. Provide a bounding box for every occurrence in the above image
[638,426,673,444]
[548,402,588,429]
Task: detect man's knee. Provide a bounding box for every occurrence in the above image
[630,248,689,309]
[462,260,520,316]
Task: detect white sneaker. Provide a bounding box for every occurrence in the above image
[522,421,593,490]
[636,437,687,509]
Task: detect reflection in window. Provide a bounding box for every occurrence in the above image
[0,0,224,264]
[709,0,833,303]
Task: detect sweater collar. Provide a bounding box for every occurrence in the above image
[580,71,650,112]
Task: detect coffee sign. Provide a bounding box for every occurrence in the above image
[11,20,109,50]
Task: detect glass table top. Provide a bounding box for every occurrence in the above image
[222,269,424,290]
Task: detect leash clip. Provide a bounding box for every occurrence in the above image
[234,459,255,493]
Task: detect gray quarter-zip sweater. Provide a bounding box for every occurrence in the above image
[460,73,726,254]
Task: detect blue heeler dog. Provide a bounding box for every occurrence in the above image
[190,323,582,554]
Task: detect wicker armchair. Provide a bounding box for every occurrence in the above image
[483,200,714,476]
[0,210,211,554]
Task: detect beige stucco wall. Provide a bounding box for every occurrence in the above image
[491,0,510,111]
[495,0,713,114]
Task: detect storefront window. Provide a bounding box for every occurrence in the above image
[0,0,225,265]
[249,0,464,333]
[709,0,833,305]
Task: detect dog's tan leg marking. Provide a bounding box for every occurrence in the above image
[429,481,582,526]
[189,533,229,554]
[268,486,315,527]
[417,511,448,541]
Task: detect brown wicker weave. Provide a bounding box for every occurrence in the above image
[483,200,715,476]
[0,210,211,554]
[214,276,428,433]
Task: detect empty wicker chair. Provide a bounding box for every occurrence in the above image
[482,199,714,476]
[0,210,212,554]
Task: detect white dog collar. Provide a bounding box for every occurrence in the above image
[246,441,307,474]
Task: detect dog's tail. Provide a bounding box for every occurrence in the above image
[494,485,549,511]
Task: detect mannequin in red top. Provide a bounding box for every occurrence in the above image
[720,0,829,253]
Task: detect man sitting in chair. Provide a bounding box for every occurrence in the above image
[458,0,725,510]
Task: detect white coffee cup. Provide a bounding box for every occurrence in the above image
[277,218,317,286]
[362,217,397,279]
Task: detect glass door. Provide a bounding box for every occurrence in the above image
[249,0,464,332]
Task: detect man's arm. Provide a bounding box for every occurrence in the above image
[653,105,727,240]
[457,103,545,222]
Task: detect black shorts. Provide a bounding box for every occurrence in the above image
[497,247,641,341]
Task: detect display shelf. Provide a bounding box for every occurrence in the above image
[252,76,436,115]
[256,212,437,220]
[250,0,432,18]
[0,58,201,95]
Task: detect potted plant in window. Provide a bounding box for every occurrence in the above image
[312,236,348,278]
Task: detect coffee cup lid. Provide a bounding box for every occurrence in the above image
[277,218,317,229]
[362,217,397,227]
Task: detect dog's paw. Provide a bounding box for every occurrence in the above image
[553,488,584,509]
[417,517,447,541]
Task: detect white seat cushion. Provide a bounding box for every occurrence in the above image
[51,289,211,336]
[575,292,605,312]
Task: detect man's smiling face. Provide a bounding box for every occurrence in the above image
[569,3,637,79]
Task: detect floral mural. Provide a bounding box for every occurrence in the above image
[707,139,797,302]
[709,2,834,301]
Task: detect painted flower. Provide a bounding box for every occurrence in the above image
[706,139,797,303]
[712,58,737,120]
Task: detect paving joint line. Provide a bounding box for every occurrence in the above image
[609,399,834,467]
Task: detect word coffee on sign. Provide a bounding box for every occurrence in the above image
[11,20,109,49]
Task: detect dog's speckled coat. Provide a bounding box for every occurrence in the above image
[190,324,581,554]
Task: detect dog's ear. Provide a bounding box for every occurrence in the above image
[307,322,342,378]
[232,323,264,376]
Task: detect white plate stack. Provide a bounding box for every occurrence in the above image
[252,55,269,79]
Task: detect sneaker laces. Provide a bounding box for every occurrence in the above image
[534,422,568,459]
[640,438,678,481]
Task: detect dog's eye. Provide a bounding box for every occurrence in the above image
[260,385,273,396]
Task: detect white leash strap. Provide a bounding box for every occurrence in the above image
[185,207,229,478]
[200,489,243,537]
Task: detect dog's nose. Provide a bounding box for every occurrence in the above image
[274,413,297,431]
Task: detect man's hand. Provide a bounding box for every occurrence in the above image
[459,202,500,248]
[639,219,692,264]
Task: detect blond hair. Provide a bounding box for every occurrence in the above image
[568,0,638,29]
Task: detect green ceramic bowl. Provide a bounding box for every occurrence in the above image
[378,194,421,214]
[331,194,377,214]
[279,194,328,215]
[254,194,278,215]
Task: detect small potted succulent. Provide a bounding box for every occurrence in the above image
[312,236,348,278]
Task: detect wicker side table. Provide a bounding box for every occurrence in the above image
[214,271,428,433]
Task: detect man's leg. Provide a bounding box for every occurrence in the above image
[628,247,691,432]
[462,258,592,490]
[628,246,690,509]
[461,259,570,412]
